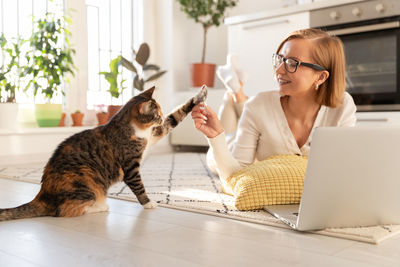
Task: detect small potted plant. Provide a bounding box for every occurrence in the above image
[176,0,238,87]
[71,110,84,126]
[95,104,109,126]
[100,43,166,121]
[58,112,66,127]
[24,13,76,127]
[99,56,127,120]
[0,34,24,129]
[120,42,166,92]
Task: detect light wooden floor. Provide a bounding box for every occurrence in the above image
[1,159,400,266]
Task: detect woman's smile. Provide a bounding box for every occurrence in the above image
[277,77,291,86]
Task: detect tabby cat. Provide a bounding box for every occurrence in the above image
[0,86,207,221]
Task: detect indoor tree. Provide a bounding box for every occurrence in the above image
[176,0,238,63]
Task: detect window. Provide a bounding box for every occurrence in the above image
[0,0,65,105]
[1,0,144,113]
[86,0,142,110]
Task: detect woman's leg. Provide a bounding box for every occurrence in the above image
[218,92,239,135]
[206,86,248,175]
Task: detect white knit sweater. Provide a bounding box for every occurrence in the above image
[207,90,357,180]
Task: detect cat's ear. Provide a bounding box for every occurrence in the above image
[140,86,155,99]
[138,101,152,114]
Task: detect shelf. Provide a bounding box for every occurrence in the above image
[0,126,93,136]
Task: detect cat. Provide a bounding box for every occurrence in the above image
[0,85,207,221]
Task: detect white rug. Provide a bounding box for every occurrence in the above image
[1,152,400,244]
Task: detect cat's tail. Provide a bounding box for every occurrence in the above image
[0,199,46,221]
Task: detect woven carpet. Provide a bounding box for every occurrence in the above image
[1,152,400,244]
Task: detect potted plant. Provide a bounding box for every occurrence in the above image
[0,34,24,129]
[99,56,127,119]
[120,42,166,92]
[24,13,76,127]
[71,110,84,126]
[95,104,109,126]
[100,43,166,120]
[58,112,66,127]
[176,0,238,87]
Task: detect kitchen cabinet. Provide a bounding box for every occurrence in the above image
[227,11,310,97]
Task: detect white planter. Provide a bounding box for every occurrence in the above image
[0,103,18,129]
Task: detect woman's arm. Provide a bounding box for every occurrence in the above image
[192,103,241,180]
[192,102,260,180]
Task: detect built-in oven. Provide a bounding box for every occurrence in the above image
[310,0,400,111]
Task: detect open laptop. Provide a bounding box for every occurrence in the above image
[264,126,400,231]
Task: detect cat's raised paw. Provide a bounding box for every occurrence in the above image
[193,85,208,104]
[143,200,158,209]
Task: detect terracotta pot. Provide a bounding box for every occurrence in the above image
[71,112,84,126]
[190,63,216,88]
[107,105,122,121]
[58,112,66,127]
[96,112,109,126]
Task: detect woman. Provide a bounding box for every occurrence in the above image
[191,28,357,186]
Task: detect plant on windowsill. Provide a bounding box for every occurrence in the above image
[176,0,238,87]
[24,12,76,127]
[0,34,25,129]
[120,42,166,92]
[71,109,84,126]
[95,104,109,126]
[100,43,166,121]
[99,56,127,120]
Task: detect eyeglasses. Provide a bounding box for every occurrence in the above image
[272,53,327,73]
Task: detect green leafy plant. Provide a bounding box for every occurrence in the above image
[24,13,76,101]
[120,43,166,91]
[99,56,127,99]
[176,0,238,63]
[101,43,166,97]
[0,34,25,103]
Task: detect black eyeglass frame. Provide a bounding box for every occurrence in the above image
[272,53,327,73]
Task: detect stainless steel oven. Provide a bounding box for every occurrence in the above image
[310,0,400,111]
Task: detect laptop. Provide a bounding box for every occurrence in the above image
[264,126,400,231]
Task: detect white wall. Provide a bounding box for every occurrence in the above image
[142,0,174,112]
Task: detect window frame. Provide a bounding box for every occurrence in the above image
[1,0,143,126]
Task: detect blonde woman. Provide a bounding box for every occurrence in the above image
[191,28,357,186]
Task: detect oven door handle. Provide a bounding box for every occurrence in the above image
[328,21,400,36]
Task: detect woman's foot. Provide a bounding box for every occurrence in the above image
[216,54,248,93]
[216,63,240,93]
[229,55,248,85]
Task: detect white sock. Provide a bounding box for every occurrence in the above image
[216,60,240,93]
[228,55,248,84]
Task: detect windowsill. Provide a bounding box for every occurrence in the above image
[0,126,94,136]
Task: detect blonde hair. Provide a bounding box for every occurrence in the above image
[276,28,346,108]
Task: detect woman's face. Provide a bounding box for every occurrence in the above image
[275,38,322,98]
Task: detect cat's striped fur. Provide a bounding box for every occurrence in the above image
[0,86,207,221]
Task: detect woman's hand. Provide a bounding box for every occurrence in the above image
[191,103,224,138]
